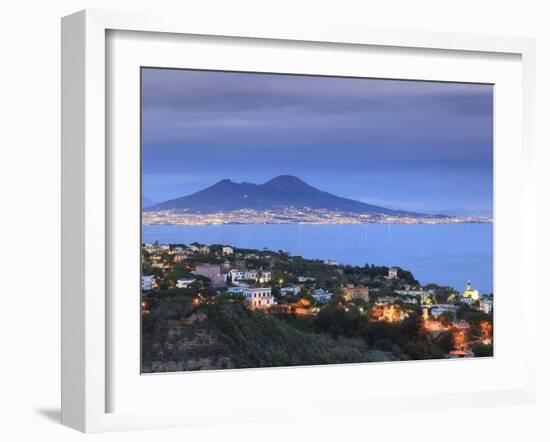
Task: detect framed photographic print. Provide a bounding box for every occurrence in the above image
[61,9,538,432]
[139,68,494,373]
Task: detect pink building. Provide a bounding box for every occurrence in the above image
[194,263,224,287]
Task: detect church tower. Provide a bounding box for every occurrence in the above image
[462,280,479,301]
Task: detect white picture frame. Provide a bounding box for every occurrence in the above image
[61,9,538,433]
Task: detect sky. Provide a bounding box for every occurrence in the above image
[141,68,493,217]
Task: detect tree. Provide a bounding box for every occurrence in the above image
[401,341,428,360]
[471,342,493,357]
[373,338,394,352]
[434,330,454,353]
[439,311,454,327]
[399,314,423,341]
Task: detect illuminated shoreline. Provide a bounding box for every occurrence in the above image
[142,208,493,226]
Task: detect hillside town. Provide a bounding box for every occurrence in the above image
[141,241,494,372]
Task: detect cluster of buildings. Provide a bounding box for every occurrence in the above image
[227,269,271,284]
[460,280,493,314]
[461,280,493,313]
[418,280,493,356]
[143,242,277,310]
[417,280,492,319]
[142,244,493,341]
[141,243,494,360]
[362,277,493,345]
[142,206,488,226]
[190,263,277,312]
[190,263,273,288]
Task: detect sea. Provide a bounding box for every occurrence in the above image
[142,223,493,295]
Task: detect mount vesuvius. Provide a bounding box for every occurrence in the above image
[145,175,424,217]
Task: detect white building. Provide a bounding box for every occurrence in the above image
[394,289,425,296]
[198,245,210,254]
[375,296,397,306]
[298,276,316,283]
[388,267,399,280]
[227,286,246,295]
[244,270,259,281]
[143,243,160,254]
[176,278,196,288]
[312,289,333,304]
[244,287,274,310]
[280,285,301,296]
[480,298,493,314]
[323,259,339,266]
[228,269,244,281]
[222,246,234,256]
[430,304,459,318]
[258,271,271,283]
[402,297,419,304]
[141,275,156,291]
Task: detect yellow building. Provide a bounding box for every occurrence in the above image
[342,285,369,302]
[462,280,480,301]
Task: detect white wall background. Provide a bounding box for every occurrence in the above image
[0,1,548,441]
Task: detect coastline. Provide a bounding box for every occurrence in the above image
[142,210,493,227]
[142,223,493,295]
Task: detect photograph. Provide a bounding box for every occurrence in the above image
[140,68,494,373]
[1,0,543,438]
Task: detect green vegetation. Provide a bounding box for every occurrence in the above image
[202,303,388,368]
[142,302,394,372]
[141,242,494,372]
[471,342,493,357]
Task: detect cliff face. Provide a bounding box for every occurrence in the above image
[141,302,395,373]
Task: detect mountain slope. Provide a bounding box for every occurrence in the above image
[142,195,156,208]
[146,175,421,216]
